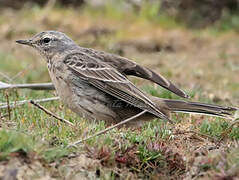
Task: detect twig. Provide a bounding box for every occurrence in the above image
[173,130,217,142]
[5,92,11,120]
[10,64,33,82]
[0,72,12,82]
[0,97,59,109]
[68,110,147,147]
[0,82,55,90]
[217,118,239,144]
[30,100,74,127]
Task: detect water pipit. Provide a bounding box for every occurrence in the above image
[16,31,237,126]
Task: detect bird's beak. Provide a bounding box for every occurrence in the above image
[16,39,32,46]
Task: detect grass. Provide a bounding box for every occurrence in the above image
[0,4,239,179]
[0,130,35,160]
[0,129,72,163]
[213,10,239,32]
[200,119,239,140]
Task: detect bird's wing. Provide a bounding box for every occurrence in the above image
[80,48,189,98]
[63,52,170,121]
[121,62,189,98]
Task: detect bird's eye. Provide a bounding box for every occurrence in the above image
[43,37,51,44]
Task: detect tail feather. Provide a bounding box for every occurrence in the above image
[162,99,238,119]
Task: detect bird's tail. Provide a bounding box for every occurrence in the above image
[154,98,238,120]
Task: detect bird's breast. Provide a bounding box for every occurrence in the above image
[46,62,120,122]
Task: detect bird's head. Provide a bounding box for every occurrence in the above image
[16,31,77,60]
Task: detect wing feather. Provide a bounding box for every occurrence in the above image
[63,52,169,120]
[79,47,189,98]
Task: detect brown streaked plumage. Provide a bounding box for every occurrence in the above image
[16,31,238,126]
[78,47,190,99]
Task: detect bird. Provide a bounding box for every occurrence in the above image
[16,31,237,126]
